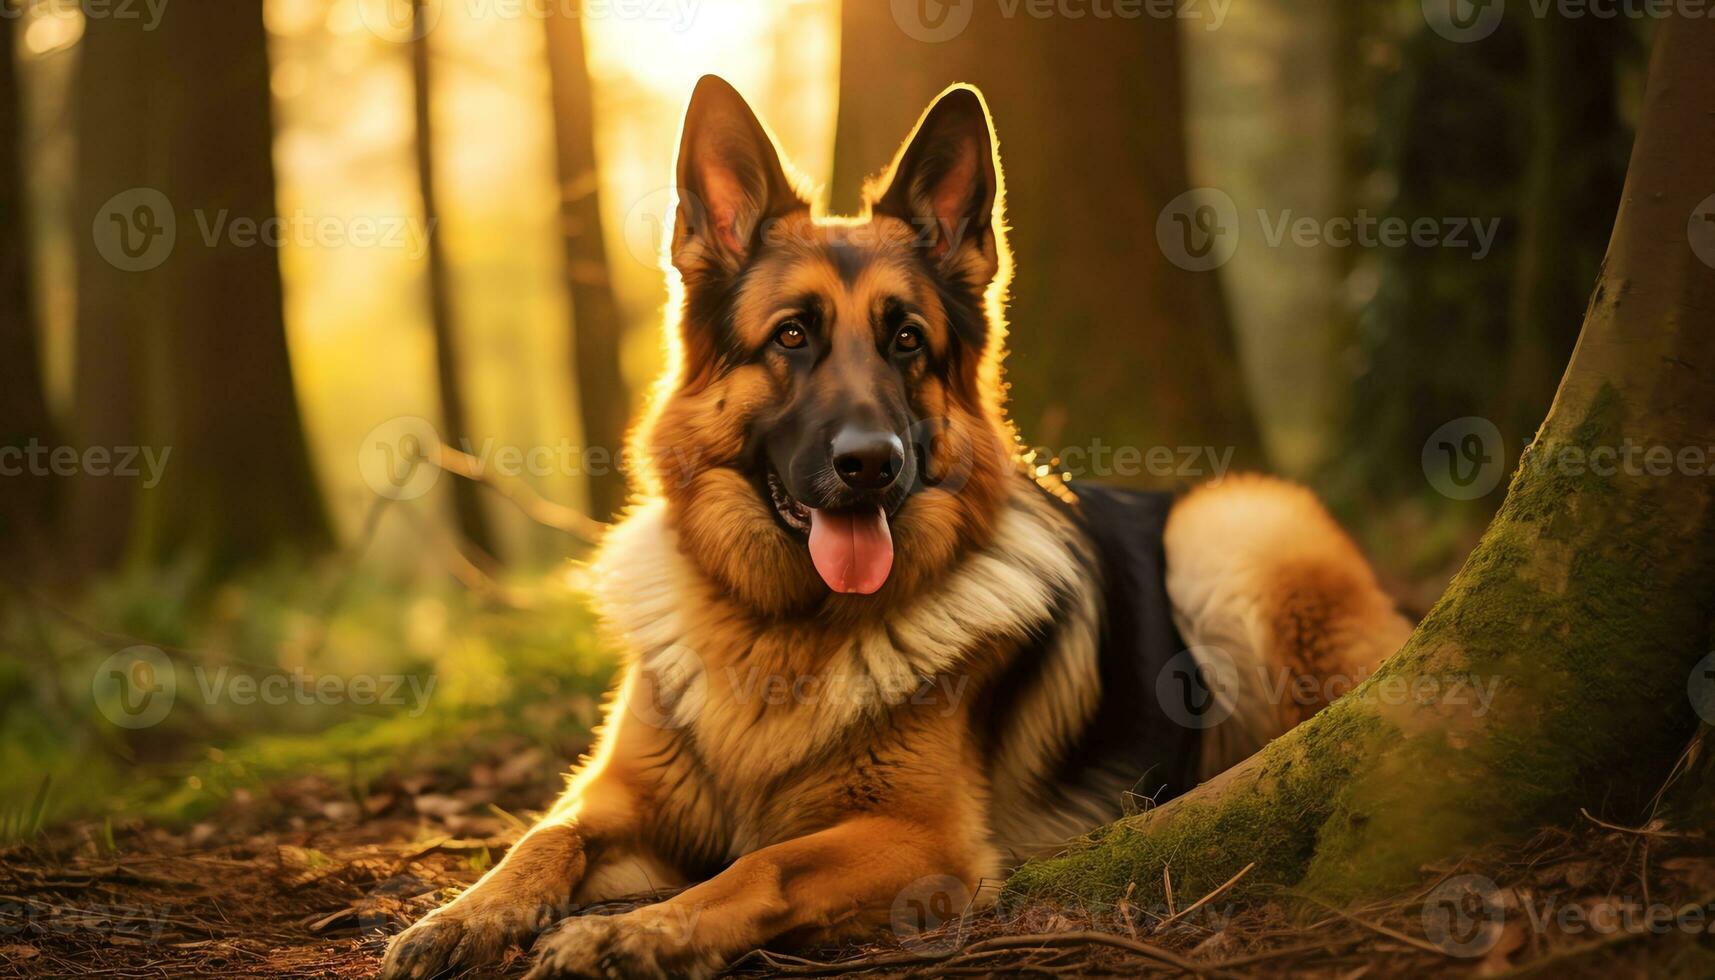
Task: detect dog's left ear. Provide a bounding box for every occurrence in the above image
[873,85,1001,287]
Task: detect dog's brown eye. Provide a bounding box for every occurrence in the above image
[774,320,807,350]
[895,325,925,353]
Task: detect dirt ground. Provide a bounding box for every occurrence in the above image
[4,763,1714,978]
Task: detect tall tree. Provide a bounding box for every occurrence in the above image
[1009,9,1715,907]
[412,0,494,555]
[74,0,331,570]
[69,2,149,570]
[831,5,1262,478]
[544,1,629,521]
[0,8,57,564]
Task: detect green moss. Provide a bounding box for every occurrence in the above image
[0,561,616,830]
[1005,698,1394,910]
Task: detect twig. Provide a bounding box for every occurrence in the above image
[1158,862,1256,931]
[1118,880,1139,940]
[1485,924,1651,978]
[1578,808,1685,839]
[962,931,1240,978]
[1205,939,1361,969]
[1292,895,1455,957]
[430,442,606,543]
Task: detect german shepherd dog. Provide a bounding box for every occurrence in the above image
[380,76,1410,979]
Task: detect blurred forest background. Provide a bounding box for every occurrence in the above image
[0,0,1649,840]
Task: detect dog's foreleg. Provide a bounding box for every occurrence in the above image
[378,771,641,978]
[525,814,982,980]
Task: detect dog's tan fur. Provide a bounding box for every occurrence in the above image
[380,79,1409,980]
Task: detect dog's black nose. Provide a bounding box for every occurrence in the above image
[831,429,905,491]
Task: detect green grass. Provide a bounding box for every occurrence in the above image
[0,554,618,832]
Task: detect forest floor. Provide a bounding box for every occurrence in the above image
[4,749,1714,979]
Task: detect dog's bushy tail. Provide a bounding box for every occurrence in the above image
[1163,474,1413,781]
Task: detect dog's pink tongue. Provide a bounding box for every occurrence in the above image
[808,507,893,595]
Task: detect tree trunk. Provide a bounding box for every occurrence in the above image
[0,10,57,563]
[544,1,629,522]
[830,6,1262,476]
[412,0,494,556]
[1007,11,1715,908]
[74,0,332,570]
[70,3,149,570]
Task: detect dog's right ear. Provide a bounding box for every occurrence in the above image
[671,76,804,277]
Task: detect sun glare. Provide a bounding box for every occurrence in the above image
[254,0,840,563]
[581,0,842,385]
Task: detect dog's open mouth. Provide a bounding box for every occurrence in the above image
[767,471,894,595]
[766,471,812,533]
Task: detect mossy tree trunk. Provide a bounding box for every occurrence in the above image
[1008,11,1715,909]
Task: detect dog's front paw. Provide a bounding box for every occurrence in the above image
[379,900,551,979]
[524,908,719,980]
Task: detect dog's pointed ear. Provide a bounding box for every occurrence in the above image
[671,76,804,276]
[872,84,1000,287]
